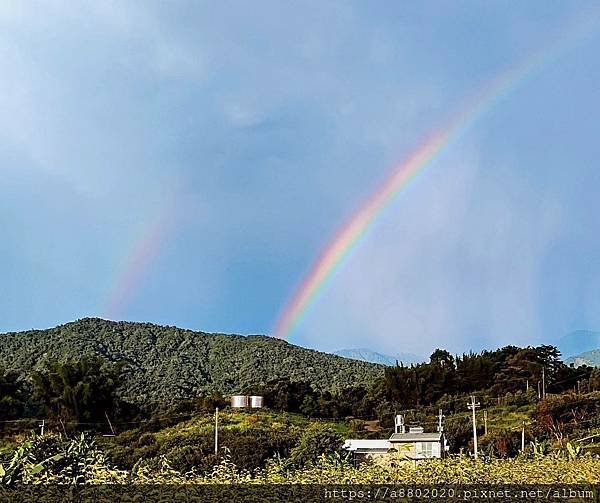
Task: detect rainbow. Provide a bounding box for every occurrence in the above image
[273,18,599,340]
[104,207,175,320]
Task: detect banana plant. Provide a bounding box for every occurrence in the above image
[0,438,65,485]
[529,440,549,458]
[565,441,582,461]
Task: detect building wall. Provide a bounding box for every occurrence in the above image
[354,451,394,466]
[389,442,416,459]
[389,441,442,460]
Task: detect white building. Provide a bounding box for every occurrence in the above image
[343,423,447,463]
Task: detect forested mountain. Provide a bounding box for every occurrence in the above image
[0,318,383,406]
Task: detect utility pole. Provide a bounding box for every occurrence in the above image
[526,380,529,392]
[521,421,526,452]
[59,418,68,438]
[542,367,546,400]
[537,381,541,400]
[467,396,480,459]
[483,410,488,436]
[105,411,116,436]
[214,407,219,455]
[437,409,444,433]
[39,419,45,436]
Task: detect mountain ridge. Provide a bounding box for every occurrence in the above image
[333,348,424,366]
[0,318,384,406]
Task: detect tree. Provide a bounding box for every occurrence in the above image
[430,349,455,370]
[589,368,600,392]
[30,357,124,423]
[0,368,26,420]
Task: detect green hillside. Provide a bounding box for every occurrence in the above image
[102,409,350,471]
[0,318,383,405]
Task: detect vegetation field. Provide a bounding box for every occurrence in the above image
[1,430,600,485]
[0,319,599,488]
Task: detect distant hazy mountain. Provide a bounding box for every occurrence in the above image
[556,330,600,359]
[333,348,423,366]
[565,349,600,368]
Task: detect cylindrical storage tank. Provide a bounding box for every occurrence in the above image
[249,395,264,408]
[231,395,249,408]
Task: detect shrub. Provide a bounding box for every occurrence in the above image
[288,424,344,467]
[166,445,213,472]
[136,433,156,447]
[479,429,521,458]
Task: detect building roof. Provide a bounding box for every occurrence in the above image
[343,439,391,452]
[389,432,443,442]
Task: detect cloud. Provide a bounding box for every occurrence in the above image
[0,0,595,347]
[0,1,206,198]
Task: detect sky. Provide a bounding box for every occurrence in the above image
[1,1,600,357]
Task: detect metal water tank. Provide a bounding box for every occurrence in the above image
[231,395,249,408]
[249,395,264,408]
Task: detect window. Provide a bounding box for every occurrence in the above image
[416,442,434,458]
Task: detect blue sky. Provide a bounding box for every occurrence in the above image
[1,1,599,356]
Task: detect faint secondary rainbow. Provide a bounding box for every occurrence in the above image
[104,206,176,321]
[273,18,599,340]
